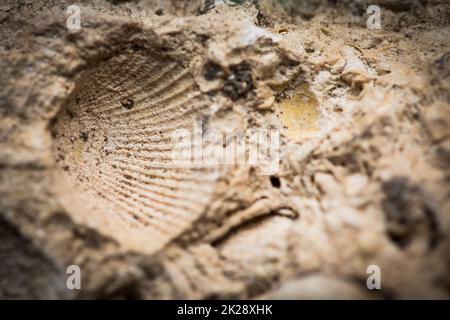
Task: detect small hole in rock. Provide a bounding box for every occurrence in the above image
[121,98,134,110]
[80,132,88,142]
[270,175,281,188]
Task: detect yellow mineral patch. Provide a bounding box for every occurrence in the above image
[278,82,320,140]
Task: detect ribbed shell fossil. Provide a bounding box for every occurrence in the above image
[52,50,219,253]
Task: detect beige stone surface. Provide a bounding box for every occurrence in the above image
[0,0,449,299]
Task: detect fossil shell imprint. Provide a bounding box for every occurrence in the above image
[52,50,219,253]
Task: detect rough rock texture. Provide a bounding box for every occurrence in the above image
[0,0,449,299]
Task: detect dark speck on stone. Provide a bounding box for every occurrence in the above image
[121,98,134,110]
[223,62,254,101]
[80,132,88,142]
